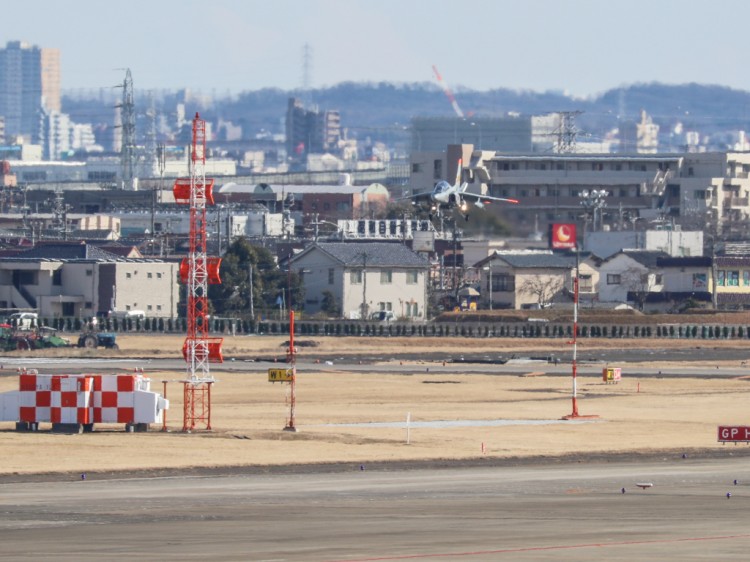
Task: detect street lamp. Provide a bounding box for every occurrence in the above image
[579,189,609,237]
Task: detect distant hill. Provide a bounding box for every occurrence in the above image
[63,82,750,145]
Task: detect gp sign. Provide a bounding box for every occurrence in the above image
[718,426,750,442]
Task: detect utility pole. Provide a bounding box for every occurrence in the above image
[360,251,368,320]
[248,263,255,320]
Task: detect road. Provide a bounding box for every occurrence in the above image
[0,458,748,561]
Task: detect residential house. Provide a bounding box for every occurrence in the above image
[474,251,580,309]
[713,243,750,308]
[598,250,669,308]
[290,242,430,319]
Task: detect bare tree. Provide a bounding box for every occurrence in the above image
[519,275,564,308]
[622,266,656,311]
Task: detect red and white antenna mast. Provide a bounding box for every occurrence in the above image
[173,112,223,431]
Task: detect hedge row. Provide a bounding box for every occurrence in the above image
[38,318,750,340]
[260,321,750,339]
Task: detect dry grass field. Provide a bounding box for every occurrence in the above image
[1,333,749,477]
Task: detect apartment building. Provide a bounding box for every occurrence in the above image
[410,145,750,238]
[0,242,178,318]
[0,41,60,143]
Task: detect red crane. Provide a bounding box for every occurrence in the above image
[432,65,465,118]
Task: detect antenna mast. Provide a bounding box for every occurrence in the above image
[172,112,224,431]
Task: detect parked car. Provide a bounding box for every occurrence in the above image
[369,311,395,322]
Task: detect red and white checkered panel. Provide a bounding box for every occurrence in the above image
[92,375,137,424]
[19,373,53,423]
[19,375,93,424]
[50,376,93,424]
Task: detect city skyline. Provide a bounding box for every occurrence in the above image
[8,0,750,98]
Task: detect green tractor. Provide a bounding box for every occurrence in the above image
[0,323,71,350]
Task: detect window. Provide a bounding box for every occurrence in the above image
[695,190,706,200]
[579,274,593,292]
[406,271,418,284]
[86,269,93,277]
[328,268,334,285]
[718,271,725,286]
[52,269,62,286]
[412,163,422,173]
[126,272,132,279]
[607,274,621,285]
[157,273,162,279]
[380,270,392,284]
[654,274,663,285]
[493,274,514,292]
[693,273,707,289]
[744,271,750,286]
[350,270,362,284]
[148,272,153,278]
[85,301,93,309]
[147,305,153,311]
[157,305,162,311]
[125,305,131,311]
[728,271,740,286]
[433,159,442,180]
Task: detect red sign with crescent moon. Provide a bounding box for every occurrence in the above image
[550,223,577,249]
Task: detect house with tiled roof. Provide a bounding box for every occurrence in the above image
[0,242,178,318]
[598,250,669,307]
[290,241,430,319]
[474,250,588,309]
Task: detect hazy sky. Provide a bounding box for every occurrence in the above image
[8,0,750,98]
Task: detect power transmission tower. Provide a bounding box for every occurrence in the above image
[555,110,582,153]
[115,69,137,189]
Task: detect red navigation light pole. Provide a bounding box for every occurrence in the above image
[550,223,596,421]
[284,310,297,431]
[173,113,223,431]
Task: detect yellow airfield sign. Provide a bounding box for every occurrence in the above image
[268,368,294,382]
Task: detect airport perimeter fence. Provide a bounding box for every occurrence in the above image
[38,317,750,340]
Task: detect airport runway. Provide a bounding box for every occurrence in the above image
[2,354,749,380]
[1,458,749,561]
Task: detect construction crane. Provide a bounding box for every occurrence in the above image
[432,65,465,118]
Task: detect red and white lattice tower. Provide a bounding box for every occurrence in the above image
[173,112,223,431]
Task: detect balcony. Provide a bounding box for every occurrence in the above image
[723,197,750,208]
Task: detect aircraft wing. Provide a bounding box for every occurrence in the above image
[461,192,519,205]
[394,190,433,203]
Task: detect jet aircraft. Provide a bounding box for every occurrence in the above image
[400,159,518,220]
